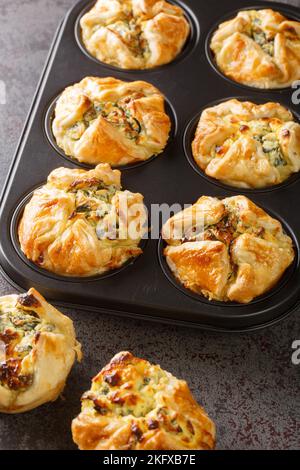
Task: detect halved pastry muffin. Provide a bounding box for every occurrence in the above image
[0,288,81,413]
[192,99,300,189]
[210,9,300,89]
[52,77,171,166]
[162,196,295,303]
[18,164,147,277]
[72,351,216,450]
[80,0,190,70]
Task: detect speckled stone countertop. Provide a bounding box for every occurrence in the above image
[0,0,300,450]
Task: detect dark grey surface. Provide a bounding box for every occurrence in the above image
[0,0,299,450]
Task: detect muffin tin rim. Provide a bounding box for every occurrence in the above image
[205,3,300,94]
[0,257,298,333]
[74,0,201,74]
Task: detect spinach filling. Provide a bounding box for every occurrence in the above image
[252,31,274,56]
[212,122,287,169]
[84,369,166,418]
[181,203,269,287]
[0,308,54,391]
[68,101,143,142]
[107,17,150,58]
[85,369,197,439]
[250,18,275,56]
[261,136,286,167]
[69,183,120,239]
[253,133,287,167]
[99,3,150,59]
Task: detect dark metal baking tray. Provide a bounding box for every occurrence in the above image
[1,0,300,332]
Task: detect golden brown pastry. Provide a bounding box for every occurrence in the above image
[52,77,171,166]
[0,288,81,413]
[72,351,215,450]
[192,99,300,188]
[18,164,147,277]
[162,196,294,303]
[210,9,300,89]
[80,0,190,70]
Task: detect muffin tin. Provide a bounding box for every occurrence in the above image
[0,0,300,332]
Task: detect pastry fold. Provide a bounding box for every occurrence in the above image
[192,99,300,188]
[18,164,147,277]
[210,9,300,89]
[72,351,215,450]
[0,288,81,413]
[162,196,294,303]
[52,77,171,166]
[80,0,190,69]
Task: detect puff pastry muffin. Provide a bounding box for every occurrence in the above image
[192,99,300,189]
[52,77,171,166]
[80,0,190,69]
[162,196,294,303]
[210,9,300,89]
[0,288,81,413]
[18,164,147,277]
[72,351,216,450]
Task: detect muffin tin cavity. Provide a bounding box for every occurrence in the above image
[183,96,300,194]
[205,6,300,93]
[45,91,178,171]
[74,0,200,73]
[158,206,299,309]
[10,188,148,283]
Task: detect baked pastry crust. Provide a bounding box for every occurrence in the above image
[18,164,147,277]
[162,196,294,303]
[80,0,190,70]
[72,351,215,450]
[192,99,300,188]
[0,288,81,413]
[210,9,300,89]
[52,77,171,166]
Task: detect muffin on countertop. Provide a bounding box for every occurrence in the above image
[0,288,81,413]
[72,351,216,450]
